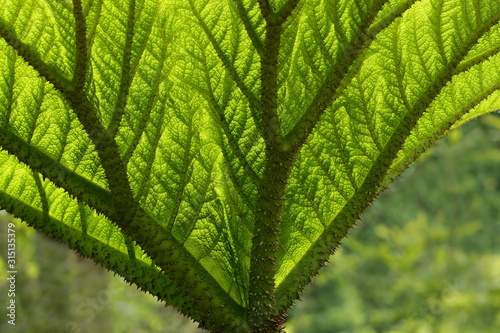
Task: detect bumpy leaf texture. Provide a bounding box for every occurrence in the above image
[0,0,499,332]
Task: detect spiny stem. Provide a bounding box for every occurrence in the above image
[248,16,289,333]
[248,1,302,330]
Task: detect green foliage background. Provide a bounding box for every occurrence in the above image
[1,116,498,332]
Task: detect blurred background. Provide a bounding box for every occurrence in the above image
[0,114,499,333]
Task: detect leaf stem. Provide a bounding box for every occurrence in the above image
[248,16,290,332]
[107,0,136,137]
[72,0,88,91]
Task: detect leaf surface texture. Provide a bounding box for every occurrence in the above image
[1,0,499,330]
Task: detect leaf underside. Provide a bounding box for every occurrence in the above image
[0,0,499,332]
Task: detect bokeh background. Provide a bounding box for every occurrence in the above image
[1,114,499,332]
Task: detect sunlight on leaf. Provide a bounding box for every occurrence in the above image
[1,0,499,331]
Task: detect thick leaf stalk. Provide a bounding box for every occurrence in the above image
[248,146,294,332]
[248,13,292,332]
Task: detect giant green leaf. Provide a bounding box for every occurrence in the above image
[0,0,499,332]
